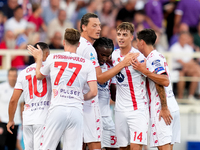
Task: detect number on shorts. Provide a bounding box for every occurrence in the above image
[133,132,143,142]
[54,62,82,86]
[26,75,47,99]
[111,136,117,145]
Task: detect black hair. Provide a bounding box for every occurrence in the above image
[80,13,98,32]
[34,42,49,51]
[93,37,114,52]
[13,5,22,13]
[137,29,157,45]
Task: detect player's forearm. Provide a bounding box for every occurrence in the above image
[8,97,18,122]
[144,70,169,87]
[84,90,97,100]
[97,62,124,84]
[155,83,168,109]
[35,58,44,80]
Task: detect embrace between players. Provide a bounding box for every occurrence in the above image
[7,13,180,150]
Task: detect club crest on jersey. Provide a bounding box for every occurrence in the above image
[98,81,108,88]
[25,104,31,111]
[116,72,125,83]
[53,89,58,98]
[90,53,95,60]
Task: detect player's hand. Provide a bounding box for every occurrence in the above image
[27,44,43,61]
[131,58,147,73]
[159,107,173,125]
[122,52,140,67]
[6,121,15,134]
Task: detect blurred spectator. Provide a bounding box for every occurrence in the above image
[133,10,149,29]
[116,0,137,26]
[169,23,189,48]
[174,0,200,34]
[76,0,99,30]
[4,5,27,35]
[49,31,64,49]
[60,0,77,22]
[100,24,110,37]
[42,0,60,25]
[98,0,117,27]
[108,27,118,49]
[144,0,163,33]
[1,0,19,22]
[0,11,4,42]
[193,21,200,48]
[0,30,25,68]
[28,3,47,32]
[0,68,23,150]
[47,9,73,43]
[170,31,200,100]
[155,31,167,52]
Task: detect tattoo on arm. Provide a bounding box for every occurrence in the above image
[155,83,167,108]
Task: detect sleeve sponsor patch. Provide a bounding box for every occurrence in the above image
[155,67,164,73]
[90,53,95,60]
[152,59,160,65]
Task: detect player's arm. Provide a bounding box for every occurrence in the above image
[27,45,45,80]
[97,52,140,84]
[131,58,169,87]
[84,81,98,100]
[155,82,173,125]
[7,89,23,134]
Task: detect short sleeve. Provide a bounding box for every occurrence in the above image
[175,1,184,15]
[85,46,99,68]
[87,61,97,82]
[40,55,52,76]
[14,72,24,90]
[147,56,165,75]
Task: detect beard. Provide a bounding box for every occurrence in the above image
[6,40,16,49]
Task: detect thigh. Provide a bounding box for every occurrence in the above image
[171,111,181,144]
[83,104,101,143]
[63,107,83,150]
[23,125,34,150]
[115,111,129,148]
[6,125,18,150]
[33,124,44,150]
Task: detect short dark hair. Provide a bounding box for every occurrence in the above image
[13,5,22,13]
[8,67,17,74]
[93,37,114,52]
[137,29,157,45]
[117,22,135,35]
[64,28,80,45]
[34,42,49,51]
[80,13,98,32]
[32,3,40,13]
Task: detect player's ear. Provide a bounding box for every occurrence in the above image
[82,24,87,32]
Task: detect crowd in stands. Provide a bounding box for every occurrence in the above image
[1,0,200,100]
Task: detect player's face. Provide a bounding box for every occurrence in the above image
[8,70,17,87]
[96,47,112,66]
[84,18,101,40]
[117,30,133,49]
[136,38,144,54]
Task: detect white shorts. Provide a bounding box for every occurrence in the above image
[23,124,43,150]
[101,116,119,148]
[115,109,149,147]
[83,103,102,143]
[40,106,83,150]
[149,110,181,147]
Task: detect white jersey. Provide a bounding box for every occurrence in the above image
[146,50,179,118]
[112,47,148,111]
[76,36,99,105]
[40,52,97,110]
[14,63,51,125]
[98,63,116,117]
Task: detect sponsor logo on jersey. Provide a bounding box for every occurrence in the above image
[140,60,144,63]
[90,53,95,60]
[25,104,30,110]
[53,89,58,98]
[97,81,108,88]
[155,67,164,73]
[116,72,125,83]
[152,59,160,65]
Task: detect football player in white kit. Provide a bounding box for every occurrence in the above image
[28,28,98,150]
[93,37,119,150]
[7,42,52,150]
[132,29,180,150]
[112,22,149,150]
[77,13,139,150]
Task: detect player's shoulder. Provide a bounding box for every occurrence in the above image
[20,63,36,76]
[78,37,94,50]
[112,48,120,57]
[147,50,165,63]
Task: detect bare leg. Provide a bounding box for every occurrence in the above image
[87,142,101,150]
[106,148,119,150]
[120,145,130,150]
[130,143,143,150]
[157,143,171,150]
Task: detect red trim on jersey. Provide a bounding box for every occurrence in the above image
[87,80,97,83]
[146,78,151,117]
[14,88,23,90]
[95,66,100,68]
[125,67,137,110]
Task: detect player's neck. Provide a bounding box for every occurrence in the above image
[120,44,132,56]
[64,46,76,53]
[81,33,95,44]
[144,45,155,57]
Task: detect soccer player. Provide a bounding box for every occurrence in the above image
[132,29,180,150]
[77,13,138,150]
[111,22,149,150]
[28,28,98,150]
[93,37,119,150]
[7,42,51,150]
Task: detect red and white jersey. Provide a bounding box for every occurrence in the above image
[76,36,99,105]
[146,50,179,118]
[40,52,97,110]
[112,47,148,112]
[98,63,116,117]
[14,63,51,125]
